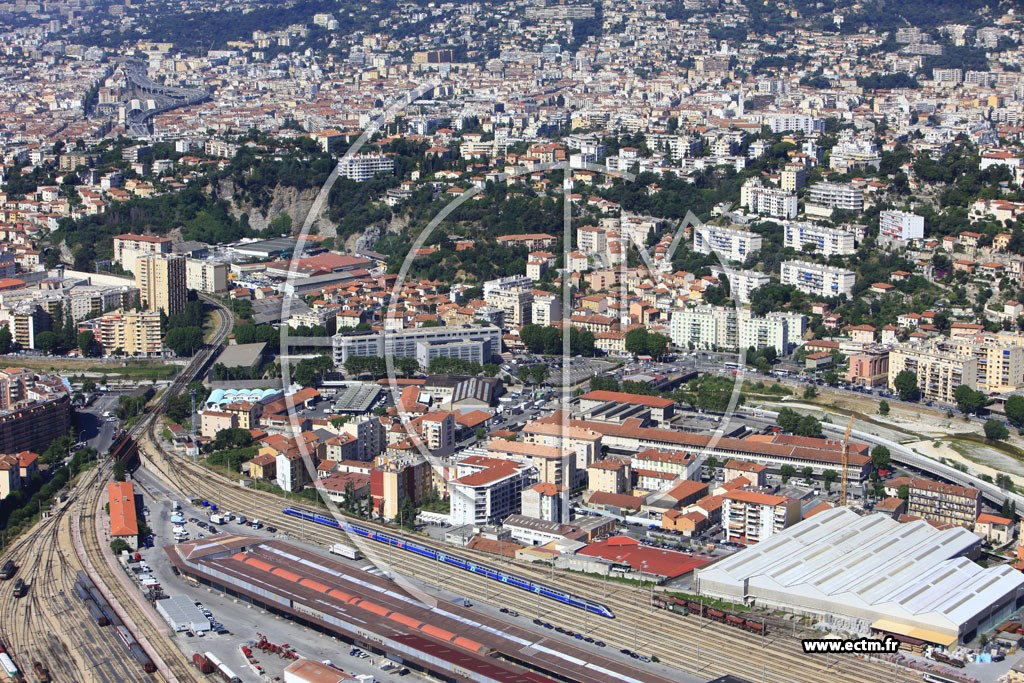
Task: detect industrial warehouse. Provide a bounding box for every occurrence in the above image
[164,534,668,683]
[694,507,1024,646]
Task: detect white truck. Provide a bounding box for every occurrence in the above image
[209,514,227,525]
[329,543,362,560]
[234,515,247,525]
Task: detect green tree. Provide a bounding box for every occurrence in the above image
[803,385,818,399]
[35,331,59,354]
[893,370,919,401]
[870,445,891,471]
[1006,394,1024,428]
[165,327,204,356]
[110,538,131,554]
[529,364,549,385]
[777,407,800,433]
[780,464,796,484]
[802,466,814,485]
[985,419,1010,440]
[878,400,890,416]
[823,469,838,491]
[82,378,96,393]
[897,484,910,500]
[0,326,11,354]
[396,356,419,377]
[954,384,987,414]
[113,461,126,482]
[625,328,650,357]
[795,414,822,438]
[77,331,95,356]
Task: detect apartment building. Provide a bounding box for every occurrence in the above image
[806,182,864,214]
[79,309,163,357]
[738,312,806,355]
[936,337,1024,394]
[632,448,702,480]
[136,253,186,316]
[185,258,229,294]
[338,415,385,461]
[722,490,801,545]
[336,153,394,181]
[829,137,882,173]
[780,164,806,192]
[113,233,172,274]
[879,210,926,241]
[845,348,890,387]
[904,477,980,527]
[449,458,533,526]
[521,482,570,524]
[888,342,978,404]
[577,226,608,255]
[486,288,532,328]
[693,224,763,262]
[783,222,856,256]
[765,114,824,135]
[531,292,562,327]
[586,458,630,494]
[420,411,455,457]
[332,326,502,365]
[780,260,856,297]
[722,268,771,304]
[671,305,738,350]
[520,421,602,488]
[740,179,798,219]
[488,440,574,489]
[370,457,433,521]
[1,303,49,349]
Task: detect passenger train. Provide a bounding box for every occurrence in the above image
[282,507,615,619]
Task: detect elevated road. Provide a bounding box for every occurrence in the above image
[109,59,209,137]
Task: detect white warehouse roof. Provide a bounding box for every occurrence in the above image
[695,507,1024,643]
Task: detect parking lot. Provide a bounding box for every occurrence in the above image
[130,466,431,682]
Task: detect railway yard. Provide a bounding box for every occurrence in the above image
[0,295,928,683]
[138,425,918,683]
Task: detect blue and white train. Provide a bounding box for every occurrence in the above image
[282,507,615,619]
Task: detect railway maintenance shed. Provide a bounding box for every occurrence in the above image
[694,507,1024,645]
[164,534,674,683]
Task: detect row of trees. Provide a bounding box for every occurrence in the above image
[519,324,596,357]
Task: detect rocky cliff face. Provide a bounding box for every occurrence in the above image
[217,179,338,237]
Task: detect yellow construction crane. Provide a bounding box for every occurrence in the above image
[839,415,854,507]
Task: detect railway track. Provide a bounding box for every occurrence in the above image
[141,443,918,683]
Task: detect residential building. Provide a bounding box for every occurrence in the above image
[531,292,562,327]
[632,447,702,480]
[888,343,978,404]
[723,268,771,304]
[780,260,856,297]
[79,309,163,357]
[336,154,394,181]
[587,458,630,494]
[693,224,763,262]
[449,458,532,526]
[369,456,433,521]
[415,339,490,369]
[765,114,825,135]
[136,253,186,316]
[521,482,570,524]
[722,489,801,545]
[488,440,574,489]
[185,259,229,294]
[338,416,386,461]
[904,477,980,527]
[486,288,532,328]
[806,182,863,214]
[880,210,925,241]
[113,234,172,274]
[780,164,807,192]
[783,222,856,256]
[740,179,798,218]
[845,348,890,387]
[975,513,1014,545]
